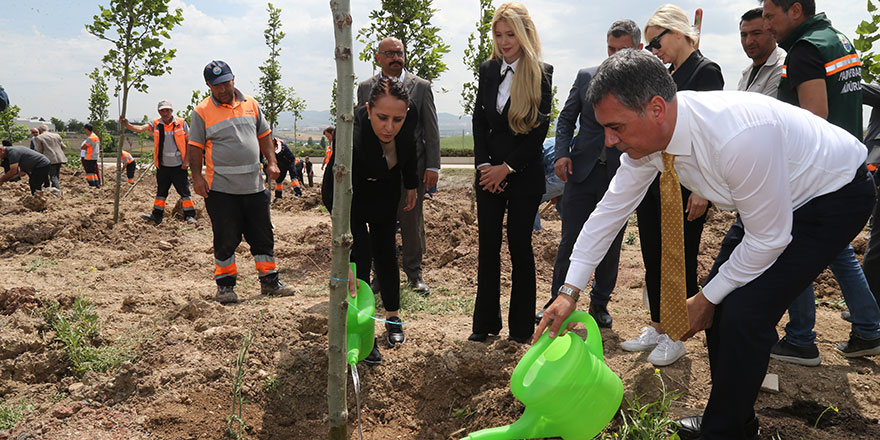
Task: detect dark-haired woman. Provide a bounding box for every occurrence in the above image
[350,78,418,364]
[470,2,553,344]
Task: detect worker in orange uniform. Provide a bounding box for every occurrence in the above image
[321,126,334,171]
[271,137,301,202]
[81,123,101,188]
[122,150,137,183]
[121,100,196,225]
[189,60,296,304]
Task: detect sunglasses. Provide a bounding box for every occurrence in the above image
[646,29,671,51]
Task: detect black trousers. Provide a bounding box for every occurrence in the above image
[351,179,401,312]
[204,190,276,287]
[28,166,50,194]
[125,162,136,182]
[700,167,875,439]
[152,166,194,219]
[82,159,100,187]
[864,171,880,304]
[274,165,301,198]
[548,163,625,308]
[474,187,541,339]
[47,163,61,189]
[637,176,707,323]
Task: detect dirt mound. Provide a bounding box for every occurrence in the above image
[0,287,41,315]
[20,193,48,211]
[759,400,880,438]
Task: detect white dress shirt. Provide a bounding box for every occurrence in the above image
[565,90,867,305]
[496,58,518,113]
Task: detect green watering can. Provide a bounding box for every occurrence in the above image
[463,311,623,440]
[346,263,376,365]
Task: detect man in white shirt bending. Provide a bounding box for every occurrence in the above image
[536,49,875,440]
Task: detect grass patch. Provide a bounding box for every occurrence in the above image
[42,298,135,376]
[0,400,34,431]
[601,369,682,439]
[23,257,58,273]
[397,285,474,316]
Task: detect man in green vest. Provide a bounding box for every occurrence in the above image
[763,0,880,366]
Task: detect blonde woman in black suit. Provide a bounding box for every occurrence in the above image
[470,2,553,344]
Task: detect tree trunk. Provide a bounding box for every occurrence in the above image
[328,1,354,438]
[113,79,129,224]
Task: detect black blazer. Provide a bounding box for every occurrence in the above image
[473,59,553,196]
[672,50,724,92]
[555,67,621,184]
[351,104,419,192]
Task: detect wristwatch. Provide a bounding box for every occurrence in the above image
[558,285,580,303]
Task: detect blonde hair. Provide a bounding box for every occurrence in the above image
[490,2,544,135]
[645,4,698,46]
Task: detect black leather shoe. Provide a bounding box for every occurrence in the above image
[385,316,405,346]
[408,277,430,295]
[468,333,488,342]
[364,339,382,365]
[535,308,546,325]
[674,415,759,440]
[589,303,613,328]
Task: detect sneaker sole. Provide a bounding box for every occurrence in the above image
[836,345,880,358]
[621,343,658,352]
[769,353,821,366]
[363,358,382,366]
[649,351,686,367]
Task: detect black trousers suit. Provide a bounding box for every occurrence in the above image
[699,167,874,438]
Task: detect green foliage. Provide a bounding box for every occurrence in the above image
[0,400,34,431]
[320,136,327,148]
[23,257,58,273]
[855,0,880,83]
[395,285,474,315]
[43,298,134,376]
[549,85,560,131]
[66,119,84,133]
[625,231,638,246]
[87,68,110,142]
[329,78,357,123]
[177,89,211,124]
[257,3,296,132]
[601,370,682,440]
[290,95,306,141]
[0,105,29,143]
[85,0,184,98]
[50,117,66,132]
[357,0,451,83]
[461,0,495,115]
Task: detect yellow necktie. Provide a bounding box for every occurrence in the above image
[659,152,689,341]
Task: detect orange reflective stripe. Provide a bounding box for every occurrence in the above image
[824,54,861,76]
[214,262,237,277]
[275,184,283,190]
[291,180,300,187]
[255,261,276,273]
[181,199,195,208]
[154,199,167,208]
[869,164,878,172]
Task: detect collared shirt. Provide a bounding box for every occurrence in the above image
[496,58,518,113]
[149,118,189,167]
[382,69,406,83]
[189,89,270,195]
[738,46,787,97]
[565,90,866,305]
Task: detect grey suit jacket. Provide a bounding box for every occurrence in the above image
[862,83,880,165]
[554,67,621,184]
[357,72,441,172]
[34,132,67,164]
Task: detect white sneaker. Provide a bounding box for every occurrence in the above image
[621,327,662,352]
[647,334,686,367]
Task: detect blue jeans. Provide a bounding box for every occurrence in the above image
[533,173,566,230]
[784,244,880,345]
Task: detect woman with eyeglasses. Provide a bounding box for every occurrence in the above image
[620,4,724,367]
[470,2,553,344]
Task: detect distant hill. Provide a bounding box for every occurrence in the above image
[275,110,472,137]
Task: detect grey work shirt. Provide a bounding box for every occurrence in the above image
[189,89,270,195]
[3,146,50,172]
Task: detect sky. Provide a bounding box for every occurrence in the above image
[0,0,871,128]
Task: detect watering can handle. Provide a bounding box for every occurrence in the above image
[511,311,605,387]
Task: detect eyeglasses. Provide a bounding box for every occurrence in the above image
[646,29,671,51]
[378,50,404,58]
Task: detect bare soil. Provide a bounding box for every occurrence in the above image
[0,166,877,439]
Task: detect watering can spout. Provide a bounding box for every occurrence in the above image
[461,410,556,440]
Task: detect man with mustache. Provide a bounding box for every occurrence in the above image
[357,37,441,298]
[737,7,785,97]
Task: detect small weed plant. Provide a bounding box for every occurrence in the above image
[602,369,682,440]
[23,257,57,273]
[0,400,34,431]
[227,329,255,439]
[43,298,134,376]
